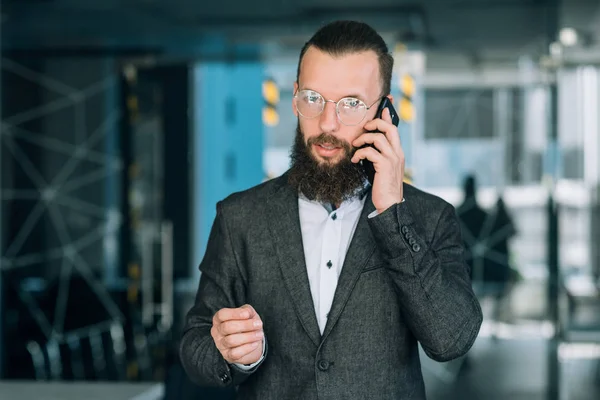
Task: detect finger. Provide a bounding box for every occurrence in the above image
[226,340,263,363]
[222,330,264,350]
[351,146,385,165]
[220,318,262,336]
[214,307,252,324]
[382,107,392,124]
[385,126,403,156]
[211,326,224,350]
[250,312,263,327]
[363,118,402,154]
[352,134,394,157]
[363,118,394,134]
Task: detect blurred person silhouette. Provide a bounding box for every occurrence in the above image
[180,20,482,400]
[456,174,490,285]
[484,195,518,333]
[457,175,518,340]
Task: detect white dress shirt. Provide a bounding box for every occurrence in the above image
[298,194,367,333]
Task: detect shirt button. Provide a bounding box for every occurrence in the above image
[332,213,337,220]
[326,260,332,268]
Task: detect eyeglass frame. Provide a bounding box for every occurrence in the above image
[293,88,384,126]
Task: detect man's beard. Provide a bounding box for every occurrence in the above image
[288,121,368,205]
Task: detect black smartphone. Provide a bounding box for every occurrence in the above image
[360,97,400,185]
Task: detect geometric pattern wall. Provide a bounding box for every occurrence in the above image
[0,57,124,345]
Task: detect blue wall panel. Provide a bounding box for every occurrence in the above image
[192,57,264,280]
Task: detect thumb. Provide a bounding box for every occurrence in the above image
[240,304,256,319]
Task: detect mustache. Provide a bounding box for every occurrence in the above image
[307,133,353,152]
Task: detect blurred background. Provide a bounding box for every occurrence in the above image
[1,0,600,399]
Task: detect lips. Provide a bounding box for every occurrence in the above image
[314,143,343,158]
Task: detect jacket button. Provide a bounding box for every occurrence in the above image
[317,359,330,371]
[408,238,417,246]
[401,226,409,234]
[412,244,421,252]
[220,372,230,384]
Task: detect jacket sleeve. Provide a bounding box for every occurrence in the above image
[367,200,483,362]
[179,201,267,387]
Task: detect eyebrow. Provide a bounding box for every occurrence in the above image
[343,93,369,102]
[300,87,369,103]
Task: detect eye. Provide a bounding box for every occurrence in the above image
[302,90,323,104]
[341,98,363,109]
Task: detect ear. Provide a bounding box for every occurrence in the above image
[386,93,395,105]
[292,81,299,117]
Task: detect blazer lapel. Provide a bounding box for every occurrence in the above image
[267,175,321,347]
[321,191,377,340]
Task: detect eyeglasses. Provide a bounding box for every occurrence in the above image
[294,89,382,126]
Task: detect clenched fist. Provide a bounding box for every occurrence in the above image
[211,304,264,365]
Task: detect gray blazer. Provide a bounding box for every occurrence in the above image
[180,172,482,400]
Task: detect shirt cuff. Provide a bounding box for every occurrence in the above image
[231,339,265,371]
[368,198,405,219]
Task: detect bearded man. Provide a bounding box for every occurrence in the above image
[179,20,482,400]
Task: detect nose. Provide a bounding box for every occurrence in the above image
[318,101,340,134]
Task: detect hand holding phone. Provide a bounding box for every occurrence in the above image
[360,97,400,185]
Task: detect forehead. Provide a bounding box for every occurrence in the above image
[298,47,381,101]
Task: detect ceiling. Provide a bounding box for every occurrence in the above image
[2,0,600,64]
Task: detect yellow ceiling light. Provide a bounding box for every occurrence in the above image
[263,106,279,127]
[400,74,415,98]
[398,97,415,122]
[262,79,279,105]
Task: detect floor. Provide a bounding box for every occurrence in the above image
[420,276,600,400]
[423,335,600,400]
[0,382,163,400]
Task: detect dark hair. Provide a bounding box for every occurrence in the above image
[296,20,394,97]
